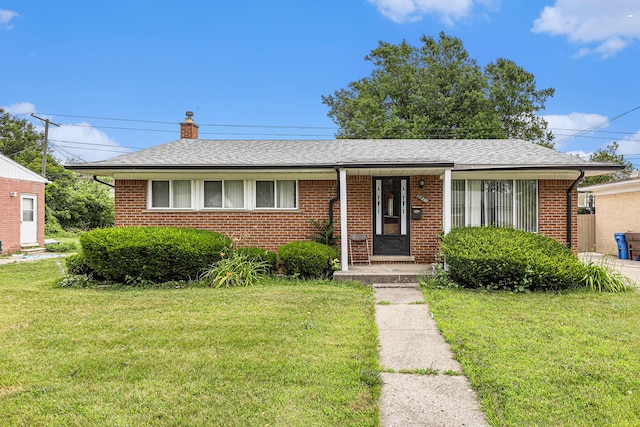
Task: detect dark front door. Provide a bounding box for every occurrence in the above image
[373,177,410,256]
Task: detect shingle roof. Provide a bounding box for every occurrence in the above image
[67,138,619,172]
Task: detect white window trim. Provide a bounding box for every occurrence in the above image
[148,179,298,211]
[148,179,194,210]
[200,180,248,210]
[253,179,298,210]
[456,179,538,233]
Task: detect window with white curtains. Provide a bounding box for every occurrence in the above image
[256,180,297,209]
[150,180,192,208]
[451,180,538,232]
[204,180,244,208]
[150,179,297,210]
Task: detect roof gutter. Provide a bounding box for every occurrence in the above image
[93,176,115,188]
[566,169,585,249]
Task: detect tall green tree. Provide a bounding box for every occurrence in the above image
[0,108,43,165]
[581,142,634,186]
[0,108,114,231]
[485,58,555,147]
[322,32,555,146]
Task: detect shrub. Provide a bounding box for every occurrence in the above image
[278,241,339,279]
[80,227,231,283]
[199,253,269,288]
[441,227,586,292]
[66,252,96,276]
[236,247,277,273]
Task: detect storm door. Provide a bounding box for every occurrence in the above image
[373,177,410,256]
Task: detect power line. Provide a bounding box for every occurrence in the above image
[554,104,640,145]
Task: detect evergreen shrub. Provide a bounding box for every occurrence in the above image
[441,227,586,291]
[278,241,339,279]
[80,227,231,283]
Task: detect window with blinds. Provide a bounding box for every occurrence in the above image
[451,180,538,232]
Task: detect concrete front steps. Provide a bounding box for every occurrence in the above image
[333,263,434,284]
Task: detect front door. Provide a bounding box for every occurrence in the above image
[373,177,410,256]
[20,195,38,246]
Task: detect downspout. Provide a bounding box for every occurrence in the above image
[566,169,585,249]
[93,176,115,188]
[328,168,340,237]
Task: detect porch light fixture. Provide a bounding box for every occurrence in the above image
[9,192,17,197]
[419,179,425,189]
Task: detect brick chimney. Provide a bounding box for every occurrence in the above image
[180,111,199,139]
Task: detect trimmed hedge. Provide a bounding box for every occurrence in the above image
[80,227,231,283]
[441,227,586,291]
[278,241,338,279]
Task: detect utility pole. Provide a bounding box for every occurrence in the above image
[31,114,60,177]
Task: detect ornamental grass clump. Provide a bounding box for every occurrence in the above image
[581,257,636,293]
[441,227,586,292]
[199,252,270,288]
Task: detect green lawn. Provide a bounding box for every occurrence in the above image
[422,287,640,427]
[0,260,379,426]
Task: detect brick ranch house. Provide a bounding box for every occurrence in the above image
[68,113,620,271]
[0,153,48,254]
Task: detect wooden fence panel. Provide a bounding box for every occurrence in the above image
[578,214,596,252]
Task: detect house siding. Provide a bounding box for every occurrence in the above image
[0,177,46,254]
[591,191,640,256]
[114,177,577,263]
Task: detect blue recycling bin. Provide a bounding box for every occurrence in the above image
[614,233,629,260]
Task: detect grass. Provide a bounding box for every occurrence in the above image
[422,287,640,426]
[0,260,379,426]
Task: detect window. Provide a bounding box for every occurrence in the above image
[255,180,297,208]
[150,180,192,208]
[204,180,244,208]
[451,180,538,232]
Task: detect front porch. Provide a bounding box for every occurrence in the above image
[333,263,434,284]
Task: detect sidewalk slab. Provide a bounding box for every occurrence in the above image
[374,287,489,426]
[376,304,462,372]
[375,286,424,303]
[381,373,488,427]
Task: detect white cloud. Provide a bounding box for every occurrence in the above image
[565,150,591,160]
[367,0,495,24]
[616,130,640,156]
[3,102,36,116]
[543,112,609,146]
[48,122,129,163]
[532,0,640,58]
[0,9,19,29]
[2,103,128,163]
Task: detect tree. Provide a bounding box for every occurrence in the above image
[0,108,114,231]
[581,142,634,186]
[322,32,555,146]
[485,58,555,147]
[0,108,43,165]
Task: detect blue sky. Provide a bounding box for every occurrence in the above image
[2,0,640,166]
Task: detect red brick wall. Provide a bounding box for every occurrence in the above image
[0,177,46,254]
[539,179,577,251]
[115,179,338,250]
[113,177,578,262]
[410,175,443,263]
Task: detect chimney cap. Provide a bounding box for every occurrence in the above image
[184,111,194,123]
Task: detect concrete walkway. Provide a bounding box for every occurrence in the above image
[375,284,488,427]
